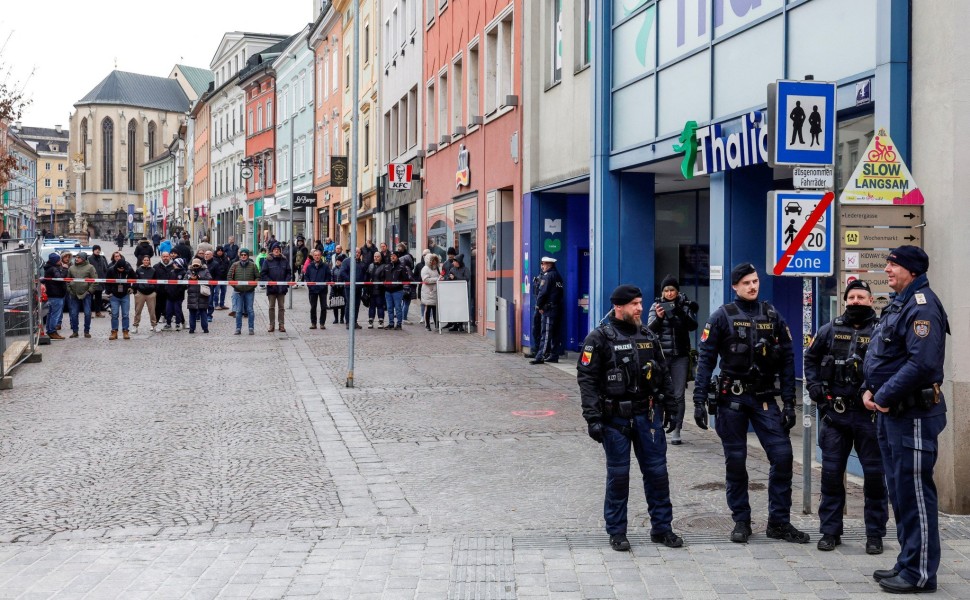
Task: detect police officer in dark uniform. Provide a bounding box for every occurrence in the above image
[578,285,683,551]
[692,263,810,544]
[530,257,564,364]
[862,246,948,594]
[804,279,887,554]
[525,271,543,359]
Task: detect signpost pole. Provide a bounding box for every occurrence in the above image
[802,276,814,514]
[347,0,360,388]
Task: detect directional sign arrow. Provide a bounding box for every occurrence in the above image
[905,213,917,219]
[904,235,917,241]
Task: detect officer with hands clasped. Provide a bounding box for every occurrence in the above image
[530,257,564,364]
[804,279,887,555]
[692,263,810,545]
[578,284,684,552]
[862,246,949,595]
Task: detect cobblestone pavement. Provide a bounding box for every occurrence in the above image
[1,247,967,598]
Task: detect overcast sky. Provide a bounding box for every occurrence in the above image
[2,0,312,128]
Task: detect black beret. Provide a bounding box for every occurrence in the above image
[887,245,929,276]
[660,275,680,290]
[843,279,871,300]
[730,262,757,285]
[610,284,643,306]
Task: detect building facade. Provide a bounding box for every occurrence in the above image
[336,0,381,244]
[12,125,71,235]
[423,0,523,335]
[379,0,423,255]
[69,71,189,238]
[310,2,345,246]
[521,0,592,352]
[208,33,288,248]
[141,146,175,239]
[190,87,215,243]
[1,131,38,240]
[269,26,316,244]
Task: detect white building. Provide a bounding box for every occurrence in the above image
[208,32,288,246]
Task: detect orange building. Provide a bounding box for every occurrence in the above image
[310,3,344,247]
[423,0,523,339]
[239,46,281,249]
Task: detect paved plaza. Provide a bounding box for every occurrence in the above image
[0,248,967,598]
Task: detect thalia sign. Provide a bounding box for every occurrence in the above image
[674,111,769,179]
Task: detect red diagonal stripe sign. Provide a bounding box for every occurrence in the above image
[773,191,835,276]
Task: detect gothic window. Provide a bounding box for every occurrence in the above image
[101,117,114,190]
[127,120,137,191]
[148,121,157,159]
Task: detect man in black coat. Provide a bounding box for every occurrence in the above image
[530,257,564,364]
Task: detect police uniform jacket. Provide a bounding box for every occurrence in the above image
[862,274,948,417]
[804,308,876,401]
[578,317,675,424]
[535,266,564,313]
[692,297,796,406]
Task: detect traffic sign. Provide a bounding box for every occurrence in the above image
[767,79,837,167]
[793,166,834,189]
[839,128,923,205]
[839,205,923,227]
[768,190,834,276]
[388,163,413,190]
[841,226,922,249]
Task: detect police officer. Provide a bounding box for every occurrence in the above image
[530,257,564,364]
[804,280,887,554]
[578,285,683,551]
[692,263,809,544]
[525,272,542,360]
[862,246,948,594]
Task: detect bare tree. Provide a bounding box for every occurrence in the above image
[0,30,33,188]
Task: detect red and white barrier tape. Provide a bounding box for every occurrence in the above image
[39,277,410,287]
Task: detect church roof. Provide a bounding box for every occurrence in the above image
[76,70,190,113]
[174,65,214,97]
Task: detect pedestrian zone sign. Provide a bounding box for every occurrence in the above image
[838,128,924,205]
[768,79,836,167]
[388,163,413,190]
[768,190,834,276]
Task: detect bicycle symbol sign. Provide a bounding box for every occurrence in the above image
[839,128,924,206]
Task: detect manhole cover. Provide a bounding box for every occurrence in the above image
[691,481,725,491]
[673,513,739,532]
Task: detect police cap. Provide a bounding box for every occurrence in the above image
[730,262,757,285]
[843,279,871,300]
[610,284,642,306]
[886,245,929,276]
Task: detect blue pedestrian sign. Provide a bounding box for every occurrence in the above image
[768,191,834,277]
[768,80,837,167]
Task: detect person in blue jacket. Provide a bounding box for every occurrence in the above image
[862,246,949,595]
[692,263,809,546]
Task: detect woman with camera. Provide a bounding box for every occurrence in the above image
[647,275,699,445]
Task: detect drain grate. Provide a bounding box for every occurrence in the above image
[448,536,515,600]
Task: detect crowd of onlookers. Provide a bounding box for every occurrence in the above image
[42,233,473,339]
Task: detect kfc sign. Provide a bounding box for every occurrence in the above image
[388,163,413,190]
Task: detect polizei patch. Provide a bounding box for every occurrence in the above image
[913,320,930,338]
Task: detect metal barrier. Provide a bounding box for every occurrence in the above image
[0,237,43,386]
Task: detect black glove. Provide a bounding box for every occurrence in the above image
[662,408,676,433]
[782,402,797,431]
[587,421,605,443]
[807,385,826,404]
[693,401,708,430]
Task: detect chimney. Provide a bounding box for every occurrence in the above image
[14,121,22,129]
[55,125,62,133]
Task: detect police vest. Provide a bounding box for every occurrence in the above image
[720,302,782,379]
[822,317,873,389]
[600,323,664,400]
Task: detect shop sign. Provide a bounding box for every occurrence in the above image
[838,128,923,205]
[330,156,349,188]
[674,111,768,179]
[456,145,470,188]
[292,193,316,208]
[387,163,413,190]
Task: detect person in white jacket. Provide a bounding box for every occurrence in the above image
[420,254,441,331]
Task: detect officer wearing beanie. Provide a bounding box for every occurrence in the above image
[804,279,887,555]
[692,262,808,545]
[862,245,949,594]
[647,275,699,445]
[578,284,683,552]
